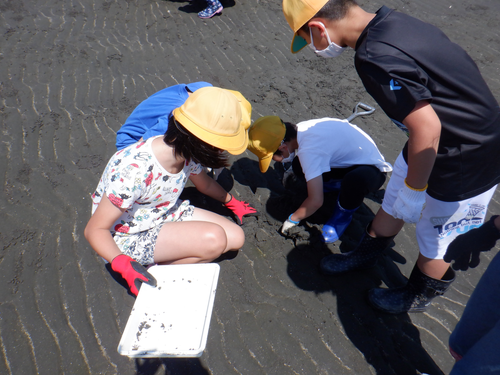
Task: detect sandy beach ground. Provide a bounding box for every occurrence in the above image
[1,0,500,374]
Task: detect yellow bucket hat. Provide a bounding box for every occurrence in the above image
[247,116,286,173]
[173,87,248,155]
[227,89,252,130]
[282,0,329,53]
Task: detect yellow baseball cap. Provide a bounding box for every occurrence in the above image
[247,116,286,173]
[282,0,329,53]
[173,87,248,155]
[227,89,252,130]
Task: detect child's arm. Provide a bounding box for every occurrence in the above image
[290,176,324,221]
[84,194,126,263]
[281,176,323,234]
[190,170,258,225]
[403,100,441,189]
[84,194,156,296]
[392,100,441,223]
[190,169,231,203]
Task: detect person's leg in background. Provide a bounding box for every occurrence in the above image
[449,251,500,374]
[320,152,456,312]
[368,170,496,314]
[336,165,386,209]
[322,165,386,243]
[320,153,407,275]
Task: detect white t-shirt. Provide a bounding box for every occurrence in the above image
[296,118,392,182]
[91,136,202,234]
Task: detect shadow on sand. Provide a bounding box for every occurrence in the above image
[285,222,444,375]
[135,357,210,375]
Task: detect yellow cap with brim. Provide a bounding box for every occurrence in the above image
[247,116,286,173]
[173,87,248,155]
[291,34,309,54]
[282,0,329,53]
[227,89,252,130]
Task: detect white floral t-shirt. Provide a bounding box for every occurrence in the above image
[91,136,202,235]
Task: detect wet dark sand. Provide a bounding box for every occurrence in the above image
[1,0,500,373]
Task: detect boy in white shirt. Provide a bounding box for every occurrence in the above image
[247,116,392,242]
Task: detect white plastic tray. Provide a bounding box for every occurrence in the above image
[117,263,220,357]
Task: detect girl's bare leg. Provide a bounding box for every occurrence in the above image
[153,207,244,264]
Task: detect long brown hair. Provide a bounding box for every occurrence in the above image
[163,117,229,169]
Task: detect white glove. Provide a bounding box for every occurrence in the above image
[392,179,427,223]
[281,214,299,234]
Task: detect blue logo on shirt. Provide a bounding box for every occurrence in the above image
[432,204,487,238]
[390,79,402,91]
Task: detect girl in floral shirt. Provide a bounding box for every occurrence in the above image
[85,87,253,295]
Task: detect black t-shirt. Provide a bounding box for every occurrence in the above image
[355,6,500,201]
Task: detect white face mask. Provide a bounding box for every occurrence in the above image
[309,22,346,58]
[281,151,295,164]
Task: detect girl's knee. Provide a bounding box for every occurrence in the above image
[200,226,227,260]
[228,224,245,250]
[200,223,244,261]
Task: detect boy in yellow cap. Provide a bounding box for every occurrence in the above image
[281,0,500,314]
[85,87,253,296]
[247,115,391,242]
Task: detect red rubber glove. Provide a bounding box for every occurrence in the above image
[111,254,157,296]
[224,194,258,225]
